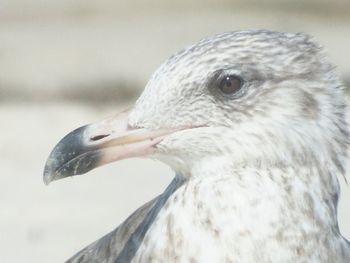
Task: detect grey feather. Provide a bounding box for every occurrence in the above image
[66,176,185,263]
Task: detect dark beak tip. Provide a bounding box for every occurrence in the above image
[43,176,51,186]
[43,166,55,186]
[43,124,106,184]
[43,155,58,185]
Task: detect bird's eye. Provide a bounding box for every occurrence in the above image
[218,75,242,95]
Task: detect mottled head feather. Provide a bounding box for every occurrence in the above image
[129,30,349,179]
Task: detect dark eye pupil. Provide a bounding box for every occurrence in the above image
[219,75,242,94]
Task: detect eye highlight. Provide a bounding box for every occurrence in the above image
[218,75,242,95]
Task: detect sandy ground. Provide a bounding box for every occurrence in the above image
[1,3,350,102]
[0,102,349,263]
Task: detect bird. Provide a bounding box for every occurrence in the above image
[44,30,350,262]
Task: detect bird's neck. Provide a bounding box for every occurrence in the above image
[180,156,341,232]
[134,163,345,262]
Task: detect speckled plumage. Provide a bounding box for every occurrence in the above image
[67,30,350,262]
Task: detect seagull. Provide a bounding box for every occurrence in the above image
[44,30,350,262]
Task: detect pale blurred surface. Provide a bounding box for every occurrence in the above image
[1,1,350,262]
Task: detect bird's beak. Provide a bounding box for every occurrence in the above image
[43,110,174,185]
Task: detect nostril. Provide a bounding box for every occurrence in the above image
[90,134,110,141]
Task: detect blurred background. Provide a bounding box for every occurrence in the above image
[1,0,350,262]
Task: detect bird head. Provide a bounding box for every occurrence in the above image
[44,30,349,184]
